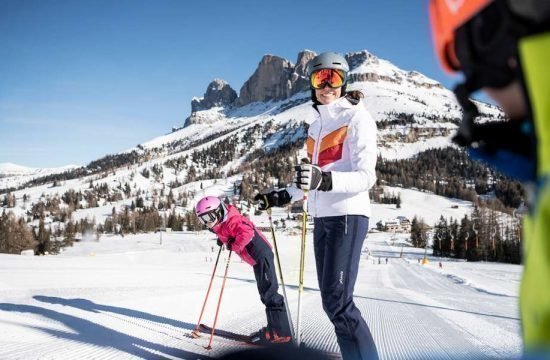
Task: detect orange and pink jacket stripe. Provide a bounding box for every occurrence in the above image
[299,96,377,218]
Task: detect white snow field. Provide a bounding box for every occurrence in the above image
[0,212,522,360]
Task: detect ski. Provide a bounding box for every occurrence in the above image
[194,324,342,358]
[197,323,256,344]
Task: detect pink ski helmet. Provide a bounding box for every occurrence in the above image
[195,196,226,227]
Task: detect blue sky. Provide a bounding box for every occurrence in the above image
[0,0,462,168]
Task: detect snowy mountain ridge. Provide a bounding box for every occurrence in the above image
[147,49,504,162]
[1,48,504,208]
[0,163,80,180]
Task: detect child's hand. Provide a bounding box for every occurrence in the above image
[226,237,235,251]
[216,239,223,247]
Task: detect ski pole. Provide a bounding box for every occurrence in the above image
[296,188,308,346]
[191,245,223,338]
[266,206,295,341]
[205,249,233,350]
[295,156,310,346]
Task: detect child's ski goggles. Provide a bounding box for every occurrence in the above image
[309,68,346,89]
[198,211,218,225]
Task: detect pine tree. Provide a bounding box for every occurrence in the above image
[36,218,51,255]
[185,211,202,231]
[64,220,75,246]
[456,215,471,259]
[469,206,483,261]
[433,216,449,257]
[0,211,7,251]
[0,211,36,254]
[396,193,401,209]
[449,218,458,257]
[410,216,427,248]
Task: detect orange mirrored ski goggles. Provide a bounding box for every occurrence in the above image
[310,68,346,89]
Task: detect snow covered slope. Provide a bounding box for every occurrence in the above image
[0,163,81,191]
[0,222,521,359]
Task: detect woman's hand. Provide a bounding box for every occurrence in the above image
[294,164,332,191]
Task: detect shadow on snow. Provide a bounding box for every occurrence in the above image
[354,295,519,321]
[0,298,213,360]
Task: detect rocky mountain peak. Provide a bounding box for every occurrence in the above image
[186,51,316,123]
[295,50,316,77]
[346,50,378,70]
[290,50,317,97]
[184,79,237,127]
[191,79,237,113]
[237,55,294,106]
[184,49,445,127]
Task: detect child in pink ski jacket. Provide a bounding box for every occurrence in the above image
[195,196,292,344]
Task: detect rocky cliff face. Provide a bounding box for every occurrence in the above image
[238,50,316,106]
[237,55,293,106]
[290,50,316,96]
[184,49,446,127]
[185,51,317,123]
[191,79,237,112]
[185,79,237,126]
[346,50,443,89]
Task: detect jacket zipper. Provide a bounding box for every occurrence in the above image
[313,113,323,217]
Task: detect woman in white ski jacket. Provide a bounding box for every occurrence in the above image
[255,52,379,360]
[304,84,377,218]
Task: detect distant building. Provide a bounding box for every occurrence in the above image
[290,201,304,214]
[376,216,412,233]
[399,218,411,232]
[290,201,312,222]
[384,220,400,232]
[295,213,313,222]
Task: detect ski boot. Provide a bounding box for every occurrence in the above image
[249,326,292,345]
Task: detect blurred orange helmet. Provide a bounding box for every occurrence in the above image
[429,0,493,73]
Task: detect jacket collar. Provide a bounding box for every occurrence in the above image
[211,203,234,231]
[314,97,355,122]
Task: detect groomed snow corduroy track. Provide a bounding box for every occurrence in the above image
[0,231,521,359]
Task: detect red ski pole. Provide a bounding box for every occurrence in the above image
[205,249,233,350]
[191,245,223,338]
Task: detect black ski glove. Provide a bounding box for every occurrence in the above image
[294,164,332,191]
[254,190,291,210]
[226,237,235,251]
[216,238,223,247]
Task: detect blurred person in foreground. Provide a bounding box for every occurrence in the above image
[429,0,550,354]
